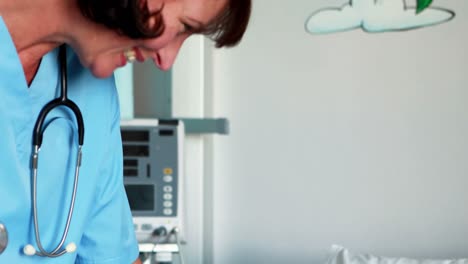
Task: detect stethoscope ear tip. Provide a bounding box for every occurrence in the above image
[22,242,77,256]
[23,244,36,256]
[65,242,77,253]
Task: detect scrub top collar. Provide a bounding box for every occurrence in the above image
[0,16,60,103]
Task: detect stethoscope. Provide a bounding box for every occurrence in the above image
[0,45,85,258]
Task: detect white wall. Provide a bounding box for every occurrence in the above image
[204,0,468,263]
[172,36,213,264]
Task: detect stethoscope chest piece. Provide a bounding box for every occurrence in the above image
[0,222,7,254]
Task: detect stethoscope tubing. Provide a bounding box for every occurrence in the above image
[33,99,84,146]
[27,45,84,257]
[31,146,82,257]
[32,46,84,147]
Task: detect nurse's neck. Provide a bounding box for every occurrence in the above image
[21,51,51,86]
[0,0,72,86]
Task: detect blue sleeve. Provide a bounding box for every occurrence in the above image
[75,80,139,264]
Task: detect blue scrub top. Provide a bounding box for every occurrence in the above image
[0,17,139,263]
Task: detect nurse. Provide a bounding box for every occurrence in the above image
[0,0,251,263]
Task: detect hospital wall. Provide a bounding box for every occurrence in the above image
[173,0,468,263]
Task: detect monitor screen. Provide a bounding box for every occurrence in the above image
[125,184,154,211]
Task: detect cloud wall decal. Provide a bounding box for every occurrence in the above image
[305,0,455,34]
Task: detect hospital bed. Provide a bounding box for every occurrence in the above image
[326,245,468,264]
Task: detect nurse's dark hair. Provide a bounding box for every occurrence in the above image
[76,0,251,48]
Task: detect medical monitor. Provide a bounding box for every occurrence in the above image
[121,119,184,242]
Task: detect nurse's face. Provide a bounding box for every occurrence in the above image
[75,0,227,78]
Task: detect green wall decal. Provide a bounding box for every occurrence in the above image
[417,0,434,14]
